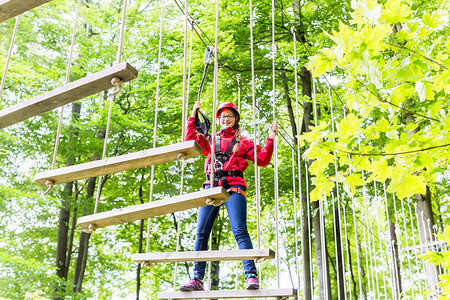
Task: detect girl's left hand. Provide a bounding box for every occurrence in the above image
[269,122,278,139]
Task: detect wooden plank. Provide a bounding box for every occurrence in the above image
[132,249,275,264]
[401,240,446,252]
[77,187,228,230]
[34,141,201,186]
[0,0,55,23]
[158,288,298,299]
[0,62,138,129]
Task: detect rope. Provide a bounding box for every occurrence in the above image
[249,0,260,251]
[400,197,415,296]
[93,0,127,214]
[328,83,347,299]
[291,26,302,298]
[303,159,314,296]
[172,0,296,151]
[115,0,128,65]
[173,0,190,288]
[407,199,426,291]
[0,15,20,101]
[146,0,165,254]
[271,0,281,288]
[51,0,82,169]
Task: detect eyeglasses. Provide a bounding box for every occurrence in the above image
[220,114,235,120]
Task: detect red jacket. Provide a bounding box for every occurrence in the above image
[185,116,274,189]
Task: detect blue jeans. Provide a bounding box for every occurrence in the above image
[193,185,257,280]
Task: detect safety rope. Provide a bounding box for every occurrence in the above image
[327,83,345,298]
[0,15,20,101]
[270,0,281,288]
[303,159,314,296]
[291,26,301,298]
[373,180,388,296]
[407,199,425,291]
[43,0,82,196]
[146,0,165,253]
[92,0,127,216]
[400,197,415,297]
[173,0,190,289]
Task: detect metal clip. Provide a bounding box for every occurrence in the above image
[204,46,214,65]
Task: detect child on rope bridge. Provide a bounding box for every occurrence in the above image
[180,101,277,291]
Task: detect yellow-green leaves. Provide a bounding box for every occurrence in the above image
[380,0,412,24]
[308,49,335,77]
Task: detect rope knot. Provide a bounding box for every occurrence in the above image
[42,180,55,196]
[109,77,123,96]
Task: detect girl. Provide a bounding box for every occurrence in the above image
[180,101,277,291]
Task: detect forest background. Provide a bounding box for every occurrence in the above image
[0,0,449,299]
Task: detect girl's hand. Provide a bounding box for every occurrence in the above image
[269,122,278,139]
[191,101,201,117]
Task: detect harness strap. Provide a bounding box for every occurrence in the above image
[212,134,238,192]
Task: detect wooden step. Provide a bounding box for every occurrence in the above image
[77,187,229,230]
[132,249,275,264]
[0,62,138,129]
[0,0,55,23]
[158,288,298,299]
[34,141,201,186]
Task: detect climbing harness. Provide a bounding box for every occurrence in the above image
[210,135,244,196]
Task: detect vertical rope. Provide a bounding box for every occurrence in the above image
[249,0,260,250]
[94,0,128,213]
[50,0,81,171]
[361,170,374,295]
[115,0,128,65]
[400,197,415,297]
[341,191,352,300]
[383,182,395,296]
[146,0,165,253]
[304,159,314,297]
[373,180,388,298]
[270,0,281,288]
[328,84,346,299]
[408,200,426,290]
[0,15,20,101]
[173,0,190,288]
[292,26,303,298]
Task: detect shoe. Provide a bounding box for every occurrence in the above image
[246,277,260,290]
[179,279,204,291]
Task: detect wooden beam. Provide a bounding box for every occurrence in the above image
[158,288,298,299]
[132,249,275,264]
[0,62,138,129]
[77,187,228,230]
[0,0,55,23]
[34,141,201,186]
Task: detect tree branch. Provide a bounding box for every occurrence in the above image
[389,42,448,70]
[357,79,440,122]
[338,143,450,157]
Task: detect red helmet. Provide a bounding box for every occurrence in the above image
[216,102,240,122]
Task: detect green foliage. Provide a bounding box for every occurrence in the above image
[306,0,450,201]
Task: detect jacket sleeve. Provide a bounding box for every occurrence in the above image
[244,137,274,167]
[185,116,210,156]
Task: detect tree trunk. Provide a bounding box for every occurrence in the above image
[403,109,439,288]
[281,72,298,145]
[73,174,96,293]
[53,102,81,299]
[347,235,358,299]
[389,222,402,299]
